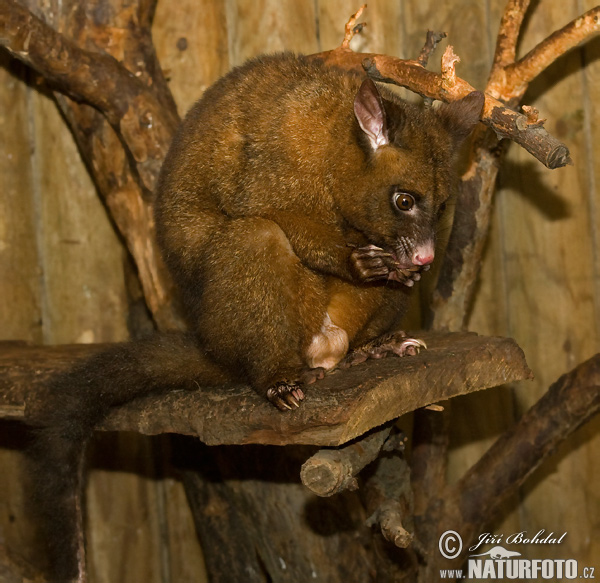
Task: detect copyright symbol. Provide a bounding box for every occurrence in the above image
[439,530,462,559]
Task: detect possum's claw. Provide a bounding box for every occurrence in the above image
[385,335,427,357]
[267,381,305,411]
[340,331,427,368]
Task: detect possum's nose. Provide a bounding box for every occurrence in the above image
[412,241,435,266]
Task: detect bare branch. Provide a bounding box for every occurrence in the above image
[430,3,598,331]
[341,3,367,49]
[417,30,447,67]
[501,6,600,101]
[362,53,571,169]
[300,425,393,497]
[489,0,531,76]
[137,0,158,29]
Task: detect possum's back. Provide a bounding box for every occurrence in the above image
[156,54,364,219]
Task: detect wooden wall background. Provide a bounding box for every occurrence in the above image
[0,0,598,581]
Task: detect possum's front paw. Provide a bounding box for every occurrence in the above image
[388,264,430,287]
[349,244,395,282]
[266,381,305,411]
[339,331,427,368]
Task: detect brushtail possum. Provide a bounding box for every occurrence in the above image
[28,53,484,581]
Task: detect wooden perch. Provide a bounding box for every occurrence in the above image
[0,332,531,446]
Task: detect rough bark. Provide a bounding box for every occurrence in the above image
[0,0,183,330]
[0,332,531,446]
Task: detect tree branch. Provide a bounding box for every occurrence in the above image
[0,0,179,192]
[311,36,574,169]
[488,5,600,102]
[362,49,572,169]
[0,0,184,329]
[340,3,367,49]
[489,0,531,75]
[430,1,599,331]
[417,31,447,67]
[300,425,394,497]
[432,355,600,570]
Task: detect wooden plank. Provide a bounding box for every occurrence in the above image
[29,91,130,346]
[0,332,532,446]
[226,0,318,65]
[153,0,230,116]
[579,0,600,568]
[0,57,42,344]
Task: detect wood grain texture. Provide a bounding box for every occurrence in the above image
[226,0,318,65]
[153,0,230,116]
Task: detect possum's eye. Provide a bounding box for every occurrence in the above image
[393,192,415,212]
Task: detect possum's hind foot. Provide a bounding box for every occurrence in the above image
[339,332,427,369]
[266,380,305,411]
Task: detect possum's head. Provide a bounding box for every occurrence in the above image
[341,78,484,274]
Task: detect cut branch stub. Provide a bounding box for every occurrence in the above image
[488,103,572,168]
[300,425,394,497]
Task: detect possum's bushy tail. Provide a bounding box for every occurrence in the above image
[27,332,230,582]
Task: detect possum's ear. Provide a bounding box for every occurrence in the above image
[354,78,389,150]
[437,91,485,144]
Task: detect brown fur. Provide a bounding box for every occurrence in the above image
[155,52,483,397]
